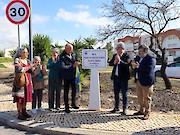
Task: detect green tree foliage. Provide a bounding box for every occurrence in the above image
[0,50,5,57]
[33,34,52,63]
[66,37,97,77]
[52,41,63,54]
[83,37,97,49]
[102,42,113,61]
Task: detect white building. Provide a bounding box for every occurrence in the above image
[116,29,180,62]
[4,46,17,58]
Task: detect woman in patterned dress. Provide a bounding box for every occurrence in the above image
[12,47,33,120]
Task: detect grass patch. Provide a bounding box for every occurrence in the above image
[0,63,6,68]
[0,57,13,63]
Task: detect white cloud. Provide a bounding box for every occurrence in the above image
[55,8,112,27]
[166,18,180,30]
[74,4,89,10]
[32,14,50,24]
[0,16,29,50]
[0,2,30,50]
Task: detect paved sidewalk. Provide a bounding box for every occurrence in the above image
[0,83,180,135]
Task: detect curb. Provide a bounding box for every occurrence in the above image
[0,112,129,135]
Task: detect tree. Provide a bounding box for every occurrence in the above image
[83,37,97,49]
[98,0,180,89]
[33,34,52,63]
[52,41,63,53]
[65,37,97,77]
[102,42,113,61]
[0,51,4,57]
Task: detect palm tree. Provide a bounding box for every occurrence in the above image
[83,37,97,49]
[33,34,52,63]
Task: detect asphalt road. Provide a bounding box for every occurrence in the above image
[0,122,41,135]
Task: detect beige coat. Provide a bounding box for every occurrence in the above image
[32,66,47,90]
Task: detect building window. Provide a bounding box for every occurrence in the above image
[168,43,177,48]
[168,35,177,40]
[169,51,176,56]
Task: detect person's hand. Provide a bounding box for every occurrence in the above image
[73,61,80,67]
[52,56,58,63]
[52,56,55,62]
[131,60,139,68]
[40,64,43,70]
[114,54,120,64]
[29,61,35,68]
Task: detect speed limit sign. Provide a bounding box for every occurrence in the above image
[6,0,30,24]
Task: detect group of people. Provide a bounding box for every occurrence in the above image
[12,41,156,121]
[12,43,80,120]
[109,42,156,120]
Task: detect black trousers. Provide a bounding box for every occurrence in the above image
[64,79,76,109]
[32,89,43,109]
[48,77,62,109]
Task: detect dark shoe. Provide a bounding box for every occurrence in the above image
[18,115,27,120]
[143,112,150,120]
[110,108,119,113]
[121,110,127,115]
[18,111,27,120]
[65,109,71,113]
[71,105,79,109]
[133,111,144,115]
[22,109,31,118]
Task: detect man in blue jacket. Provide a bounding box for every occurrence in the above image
[59,44,80,113]
[131,44,156,120]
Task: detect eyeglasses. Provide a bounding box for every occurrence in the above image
[116,47,121,50]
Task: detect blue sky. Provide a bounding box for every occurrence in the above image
[0,0,179,50]
[0,0,111,50]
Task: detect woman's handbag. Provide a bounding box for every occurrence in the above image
[14,72,29,88]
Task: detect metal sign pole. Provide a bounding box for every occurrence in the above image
[18,24,20,48]
[28,0,33,61]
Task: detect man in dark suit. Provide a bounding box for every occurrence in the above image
[59,44,80,113]
[109,42,130,115]
[131,44,156,120]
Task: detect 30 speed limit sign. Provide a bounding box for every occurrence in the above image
[6,0,30,25]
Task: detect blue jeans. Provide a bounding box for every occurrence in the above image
[113,77,128,111]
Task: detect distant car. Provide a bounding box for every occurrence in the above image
[154,61,180,78]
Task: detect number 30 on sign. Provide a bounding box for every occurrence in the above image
[6,0,30,25]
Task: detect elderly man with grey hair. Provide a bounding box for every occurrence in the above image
[131,44,156,120]
[109,42,131,115]
[59,44,80,113]
[47,48,62,111]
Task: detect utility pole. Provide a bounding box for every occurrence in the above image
[28,0,33,61]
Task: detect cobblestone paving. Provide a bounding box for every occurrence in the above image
[0,83,180,135]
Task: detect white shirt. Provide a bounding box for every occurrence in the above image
[115,53,123,76]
